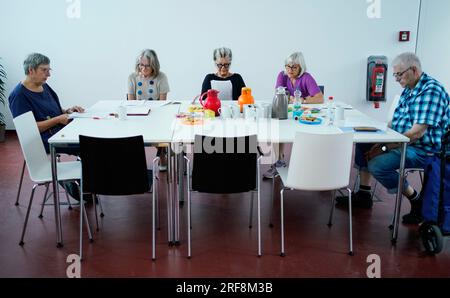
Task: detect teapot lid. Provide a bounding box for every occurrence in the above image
[276,86,287,94]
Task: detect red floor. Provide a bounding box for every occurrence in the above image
[0,130,449,278]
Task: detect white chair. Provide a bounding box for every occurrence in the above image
[274,131,354,256]
[13,111,92,246]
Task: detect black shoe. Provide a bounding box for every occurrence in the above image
[60,181,92,203]
[402,212,423,224]
[336,190,373,209]
[402,198,423,224]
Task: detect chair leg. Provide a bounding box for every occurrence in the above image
[74,181,93,242]
[328,190,336,227]
[185,156,192,259]
[15,160,26,206]
[38,184,50,219]
[280,188,285,257]
[152,157,160,261]
[248,191,254,229]
[370,180,378,201]
[97,195,104,217]
[93,194,100,231]
[257,157,262,257]
[156,177,161,230]
[347,188,354,256]
[19,184,38,246]
[64,189,73,210]
[269,174,276,228]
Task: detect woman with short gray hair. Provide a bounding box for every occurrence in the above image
[275,51,323,104]
[127,49,170,101]
[201,47,246,101]
[9,53,85,153]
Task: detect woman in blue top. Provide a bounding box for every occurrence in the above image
[9,53,84,153]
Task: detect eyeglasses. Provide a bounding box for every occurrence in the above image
[285,64,300,71]
[393,67,412,78]
[216,63,231,69]
[38,67,52,73]
[139,63,152,68]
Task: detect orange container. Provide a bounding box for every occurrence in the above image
[238,87,254,112]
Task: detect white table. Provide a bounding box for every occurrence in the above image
[48,100,182,247]
[48,100,409,248]
[172,101,409,243]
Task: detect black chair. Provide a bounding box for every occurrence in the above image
[184,134,262,258]
[78,135,160,260]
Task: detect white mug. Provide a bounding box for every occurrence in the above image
[244,104,257,120]
[335,106,345,121]
[218,105,232,119]
[118,105,127,120]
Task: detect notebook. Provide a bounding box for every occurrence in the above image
[126,106,151,116]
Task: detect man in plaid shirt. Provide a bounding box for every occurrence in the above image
[337,53,450,225]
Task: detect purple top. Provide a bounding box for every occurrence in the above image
[275,71,321,98]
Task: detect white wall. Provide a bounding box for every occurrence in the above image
[1,0,422,129]
[416,0,450,91]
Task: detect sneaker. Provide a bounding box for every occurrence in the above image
[263,165,277,179]
[274,160,287,168]
[335,190,373,209]
[59,181,92,203]
[159,164,167,172]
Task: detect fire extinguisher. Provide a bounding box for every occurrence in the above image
[367,56,388,109]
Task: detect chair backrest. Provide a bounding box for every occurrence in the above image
[192,134,258,194]
[79,135,149,195]
[318,85,324,94]
[286,131,353,191]
[13,111,50,182]
[387,94,401,122]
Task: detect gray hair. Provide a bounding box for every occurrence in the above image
[213,47,232,62]
[24,53,50,75]
[285,52,307,77]
[392,52,422,72]
[135,49,160,77]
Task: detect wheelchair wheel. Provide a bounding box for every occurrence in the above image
[419,222,444,255]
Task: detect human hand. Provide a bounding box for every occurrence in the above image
[67,106,85,113]
[365,144,384,161]
[57,114,71,125]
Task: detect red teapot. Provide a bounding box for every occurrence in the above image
[199,89,221,116]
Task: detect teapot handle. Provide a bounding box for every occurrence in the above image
[199,92,208,108]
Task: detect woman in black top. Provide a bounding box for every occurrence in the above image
[201,47,246,101]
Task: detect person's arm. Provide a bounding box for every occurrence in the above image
[302,92,324,104]
[201,74,212,95]
[159,93,167,100]
[158,73,170,100]
[366,124,428,160]
[36,114,70,133]
[127,74,136,100]
[301,74,324,104]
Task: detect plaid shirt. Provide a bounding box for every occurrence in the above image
[392,72,450,153]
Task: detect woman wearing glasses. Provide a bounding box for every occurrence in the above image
[275,51,323,104]
[201,47,246,101]
[264,52,324,179]
[127,49,170,101]
[127,49,170,171]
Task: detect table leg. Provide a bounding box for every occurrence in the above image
[167,146,174,246]
[392,142,407,243]
[50,145,63,248]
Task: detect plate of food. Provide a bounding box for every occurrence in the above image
[299,116,323,125]
[182,116,204,126]
[187,105,204,113]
